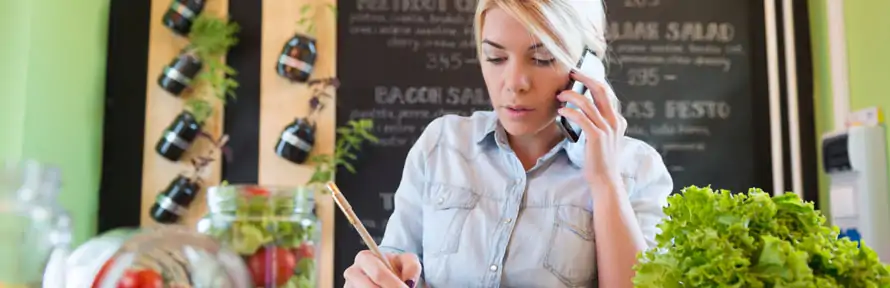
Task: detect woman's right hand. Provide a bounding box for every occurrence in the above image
[344,250,422,288]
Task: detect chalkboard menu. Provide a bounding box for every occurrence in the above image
[334,0,490,286]
[335,0,771,285]
[603,0,770,193]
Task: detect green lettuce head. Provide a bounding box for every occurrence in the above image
[633,186,890,287]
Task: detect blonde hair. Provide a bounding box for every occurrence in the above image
[473,0,620,110]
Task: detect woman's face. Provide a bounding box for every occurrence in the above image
[480,7,570,138]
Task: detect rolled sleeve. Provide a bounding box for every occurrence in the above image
[627,145,674,248]
[379,118,444,258]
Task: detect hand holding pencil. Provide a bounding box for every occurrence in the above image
[327,182,422,288]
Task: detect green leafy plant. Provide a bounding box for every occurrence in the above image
[633,186,890,287]
[306,119,378,189]
[296,2,337,36]
[185,97,213,124]
[188,13,240,103]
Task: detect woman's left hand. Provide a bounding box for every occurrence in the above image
[557,71,627,193]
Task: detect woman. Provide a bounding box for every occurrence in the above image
[343,0,673,287]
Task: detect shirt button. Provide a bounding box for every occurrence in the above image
[504,218,512,224]
[437,197,445,204]
[489,265,498,271]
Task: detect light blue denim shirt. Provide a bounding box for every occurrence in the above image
[379,111,673,288]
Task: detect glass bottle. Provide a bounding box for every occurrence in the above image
[197,185,321,288]
[276,34,317,83]
[158,52,203,96]
[150,175,201,224]
[156,111,201,162]
[0,160,72,287]
[162,0,206,36]
[274,118,316,165]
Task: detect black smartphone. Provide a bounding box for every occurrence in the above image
[556,48,598,143]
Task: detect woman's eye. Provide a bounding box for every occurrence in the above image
[534,58,555,66]
[485,57,506,64]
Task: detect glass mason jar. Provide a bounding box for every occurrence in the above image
[65,226,252,288]
[0,160,72,288]
[197,185,321,288]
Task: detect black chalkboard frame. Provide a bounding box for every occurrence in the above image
[331,1,818,287]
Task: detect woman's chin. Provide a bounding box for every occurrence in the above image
[499,119,553,138]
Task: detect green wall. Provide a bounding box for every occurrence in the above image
[0,1,30,158]
[845,2,890,116]
[0,0,110,246]
[844,1,890,220]
[809,0,890,219]
[807,0,832,216]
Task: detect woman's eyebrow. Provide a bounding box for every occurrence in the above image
[481,39,545,51]
[481,39,504,49]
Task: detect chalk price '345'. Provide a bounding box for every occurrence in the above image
[426,52,465,71]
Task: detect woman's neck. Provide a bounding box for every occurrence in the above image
[507,124,564,171]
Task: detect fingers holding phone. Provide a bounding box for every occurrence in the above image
[559,71,621,132]
[344,250,421,288]
[557,69,628,187]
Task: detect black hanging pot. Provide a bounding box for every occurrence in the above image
[150,175,201,224]
[276,33,318,83]
[156,111,201,162]
[162,0,206,36]
[275,117,316,164]
[158,52,203,96]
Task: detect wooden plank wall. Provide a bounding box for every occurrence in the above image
[139,0,227,231]
[137,0,336,287]
[258,1,337,287]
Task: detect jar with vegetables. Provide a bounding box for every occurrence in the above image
[197,185,320,288]
[65,226,252,288]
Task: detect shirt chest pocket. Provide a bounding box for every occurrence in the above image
[422,184,480,257]
[544,205,597,287]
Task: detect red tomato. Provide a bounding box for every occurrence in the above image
[293,242,315,261]
[116,270,140,288]
[134,270,164,288]
[95,269,163,288]
[92,259,115,288]
[247,247,297,286]
[245,186,269,196]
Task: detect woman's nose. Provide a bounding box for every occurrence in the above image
[504,61,531,94]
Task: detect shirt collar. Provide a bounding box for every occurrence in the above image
[472,114,585,168]
[473,114,499,145]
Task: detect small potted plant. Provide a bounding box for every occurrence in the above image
[275,77,339,164]
[151,134,229,224]
[162,0,206,36]
[150,174,200,224]
[276,2,336,83]
[306,118,378,189]
[159,13,240,97]
[156,13,239,162]
[155,97,214,161]
[159,51,204,96]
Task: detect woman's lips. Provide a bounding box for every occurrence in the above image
[504,106,535,118]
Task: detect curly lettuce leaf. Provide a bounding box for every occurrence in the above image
[633,186,890,288]
[231,223,271,255]
[281,258,316,288]
[223,191,316,255]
